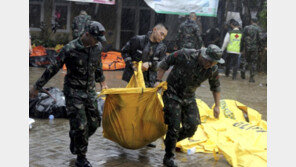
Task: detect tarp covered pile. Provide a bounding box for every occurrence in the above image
[29,45,63,68]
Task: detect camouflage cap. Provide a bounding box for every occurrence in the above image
[201,44,224,64]
[87,21,106,42]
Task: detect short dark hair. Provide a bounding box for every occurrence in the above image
[232,21,240,27]
[80,10,87,15]
[229,19,236,25]
[251,17,258,23]
[154,23,169,31]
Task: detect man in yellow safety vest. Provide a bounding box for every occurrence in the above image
[221,20,242,80]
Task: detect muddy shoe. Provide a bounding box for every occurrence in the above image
[146,143,156,148]
[75,157,92,167]
[163,156,178,167]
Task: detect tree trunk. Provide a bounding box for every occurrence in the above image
[41,0,54,42]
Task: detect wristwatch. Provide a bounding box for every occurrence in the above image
[156,79,163,82]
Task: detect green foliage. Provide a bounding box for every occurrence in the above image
[31,33,70,47]
[55,34,70,45]
[31,38,56,48]
[259,1,267,31]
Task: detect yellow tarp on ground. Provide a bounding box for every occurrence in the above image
[176,99,267,167]
[99,62,167,149]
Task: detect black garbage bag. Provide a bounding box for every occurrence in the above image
[29,88,106,119]
[29,87,67,118]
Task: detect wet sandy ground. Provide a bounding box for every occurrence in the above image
[29,67,267,167]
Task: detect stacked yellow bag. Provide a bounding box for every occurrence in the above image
[99,62,167,149]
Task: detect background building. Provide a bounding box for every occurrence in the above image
[29,0,266,51]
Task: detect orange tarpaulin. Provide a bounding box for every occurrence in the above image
[101,51,125,71]
[62,51,126,71]
[30,46,47,57]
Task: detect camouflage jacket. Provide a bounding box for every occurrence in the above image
[122,31,167,87]
[72,14,91,39]
[176,19,204,50]
[34,38,105,92]
[159,48,220,99]
[241,24,262,52]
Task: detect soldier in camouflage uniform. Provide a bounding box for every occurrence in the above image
[72,10,91,39]
[154,44,224,167]
[30,21,108,167]
[257,32,267,72]
[241,18,262,82]
[176,12,204,50]
[122,23,168,88]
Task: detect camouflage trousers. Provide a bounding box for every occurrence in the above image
[162,91,201,158]
[241,51,258,77]
[64,86,100,157]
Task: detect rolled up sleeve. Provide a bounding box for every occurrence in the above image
[159,50,181,71]
[208,68,221,92]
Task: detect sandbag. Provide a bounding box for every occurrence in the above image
[99,61,167,149]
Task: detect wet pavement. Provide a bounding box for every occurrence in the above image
[29,67,267,167]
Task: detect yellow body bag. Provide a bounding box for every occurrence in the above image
[99,62,167,149]
[176,99,267,167]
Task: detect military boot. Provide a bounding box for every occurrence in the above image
[163,155,178,167]
[70,132,77,155]
[249,76,255,83]
[75,156,92,167]
[241,71,245,79]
